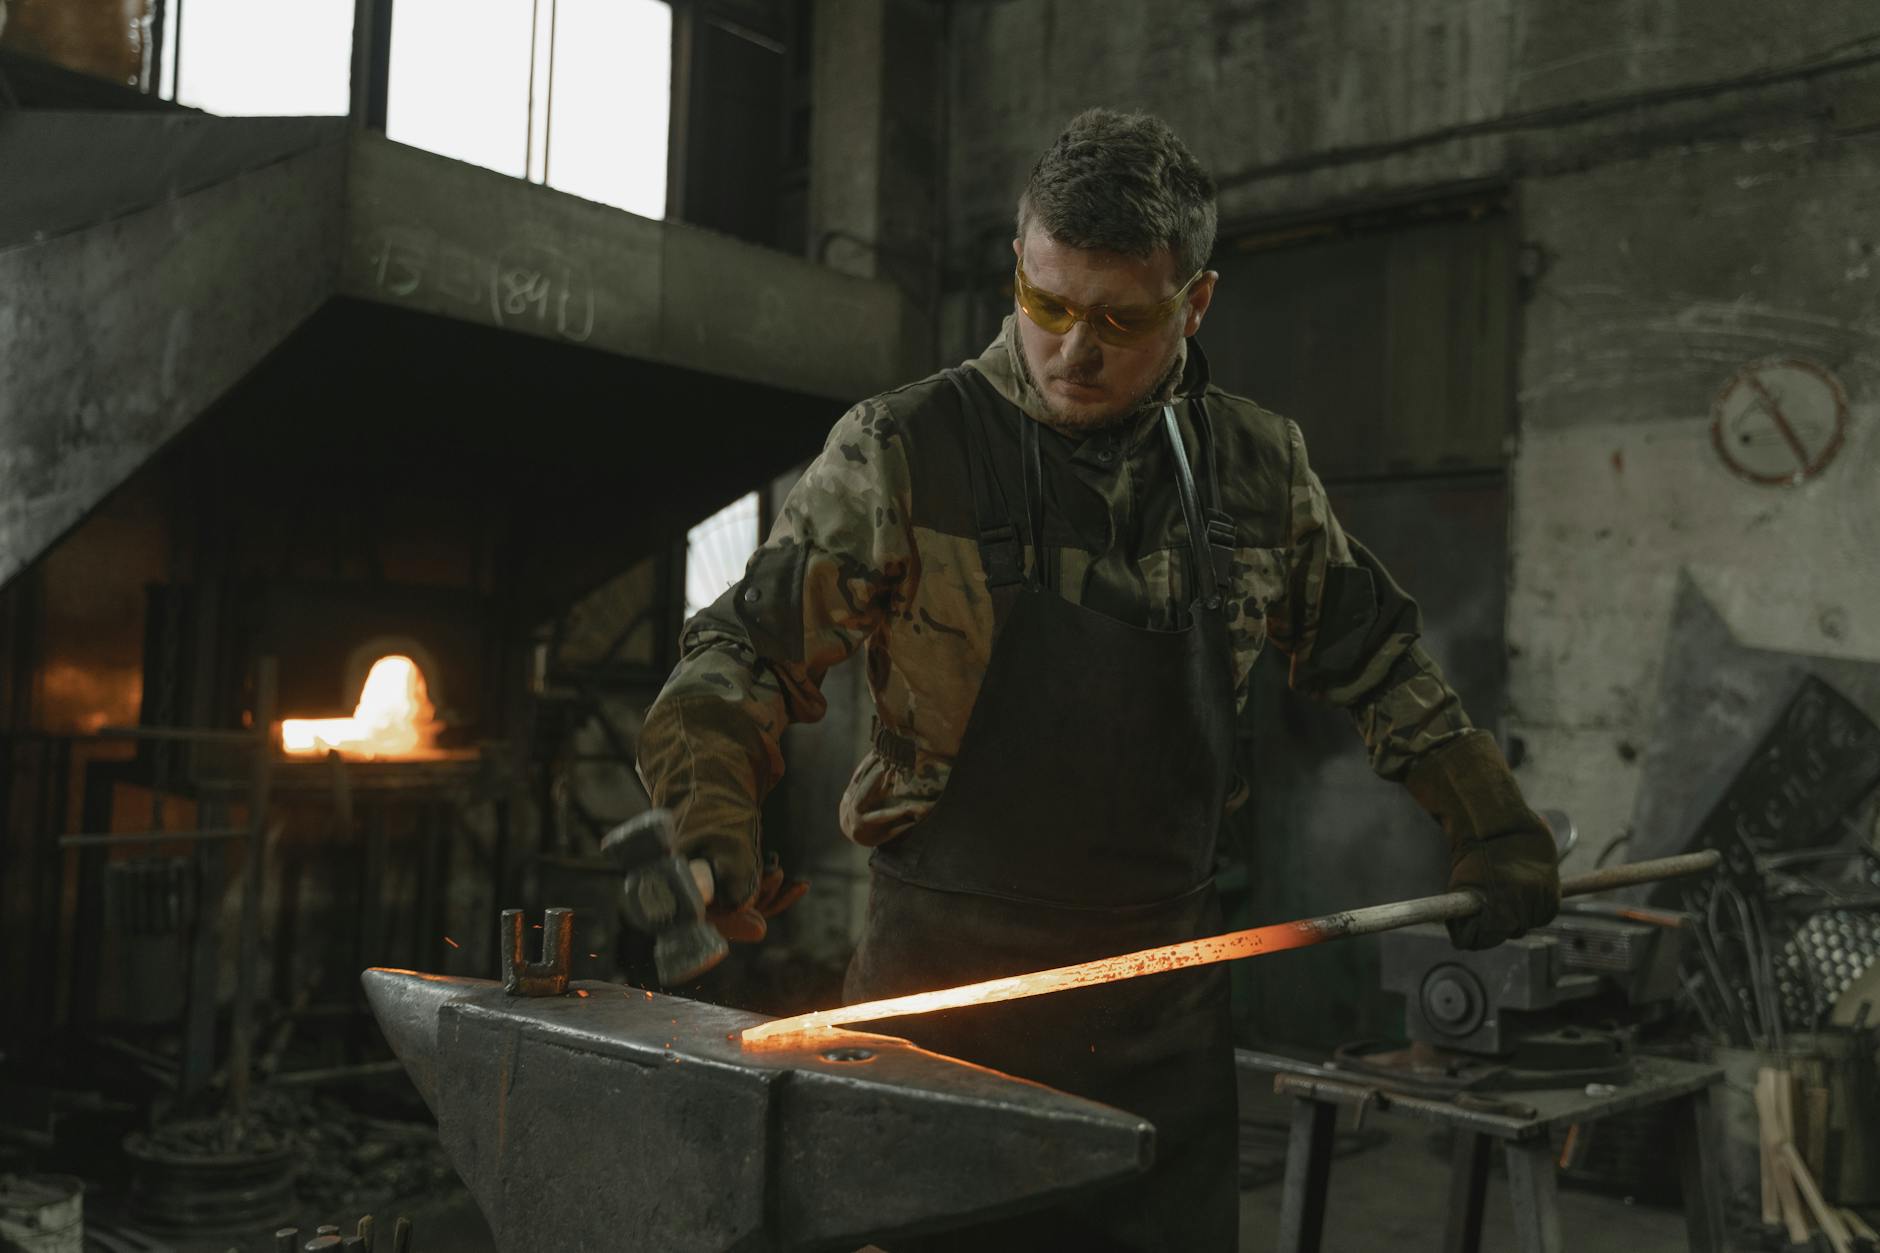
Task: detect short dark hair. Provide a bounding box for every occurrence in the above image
[1017,108,1218,278]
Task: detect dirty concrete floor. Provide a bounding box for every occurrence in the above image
[211,1142,1708,1252]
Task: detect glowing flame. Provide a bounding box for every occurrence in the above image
[739,918,1330,1051]
[280,655,440,760]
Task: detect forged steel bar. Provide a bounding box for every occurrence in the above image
[741,851,1723,1049]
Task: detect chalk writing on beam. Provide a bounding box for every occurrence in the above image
[366,229,596,345]
[493,242,595,344]
[371,227,434,298]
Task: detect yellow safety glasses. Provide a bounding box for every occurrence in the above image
[1014,260,1203,346]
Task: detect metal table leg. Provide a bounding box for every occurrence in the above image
[1445,1131,1493,1253]
[1674,1085,1726,1252]
[1276,1097,1338,1253]
[1504,1139,1564,1253]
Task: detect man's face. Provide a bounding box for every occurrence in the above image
[1011,225,1217,433]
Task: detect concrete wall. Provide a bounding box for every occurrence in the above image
[937,2,1880,897]
[1512,132,1880,864]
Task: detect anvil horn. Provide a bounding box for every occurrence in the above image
[361,968,1154,1252]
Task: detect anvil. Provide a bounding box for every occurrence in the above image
[362,968,1154,1252]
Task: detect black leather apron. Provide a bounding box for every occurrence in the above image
[851,367,1241,1253]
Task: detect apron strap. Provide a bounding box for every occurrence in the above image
[945,367,1032,630]
[1189,394,1239,592]
[1020,403,1046,587]
[1163,404,1222,612]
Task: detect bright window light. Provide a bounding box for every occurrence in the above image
[386,0,535,177]
[546,0,671,218]
[685,494,760,621]
[174,0,354,115]
[167,0,670,214]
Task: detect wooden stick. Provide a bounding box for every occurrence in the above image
[1806,1084,1832,1184]
[1780,1141,1853,1253]
[1755,1068,1779,1227]
[1756,1070,1812,1242]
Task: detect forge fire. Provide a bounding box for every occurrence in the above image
[280,655,442,761]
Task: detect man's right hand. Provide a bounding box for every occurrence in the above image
[683,836,809,943]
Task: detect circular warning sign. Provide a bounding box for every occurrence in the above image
[1711,358,1849,486]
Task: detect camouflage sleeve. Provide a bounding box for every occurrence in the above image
[636,398,914,899]
[1265,419,1474,780]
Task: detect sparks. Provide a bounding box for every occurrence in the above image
[443,935,460,949]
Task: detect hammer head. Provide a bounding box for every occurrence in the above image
[601,810,729,985]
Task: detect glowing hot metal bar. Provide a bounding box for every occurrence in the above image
[741,850,1722,1049]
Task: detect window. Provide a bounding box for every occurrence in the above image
[684,493,760,621]
[387,0,670,216]
[385,0,536,176]
[542,0,672,219]
[170,0,354,114]
[158,0,670,220]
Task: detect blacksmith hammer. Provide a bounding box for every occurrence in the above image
[604,809,729,985]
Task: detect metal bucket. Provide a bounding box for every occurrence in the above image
[1704,1044,1765,1226]
[0,1174,84,1253]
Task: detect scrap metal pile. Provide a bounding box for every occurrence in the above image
[1646,676,1880,1242]
[1661,677,1880,1049]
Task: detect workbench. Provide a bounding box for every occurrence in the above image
[1245,1052,1726,1253]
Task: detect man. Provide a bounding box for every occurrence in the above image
[637,108,1558,1252]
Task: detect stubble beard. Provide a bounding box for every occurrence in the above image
[1016,337,1187,436]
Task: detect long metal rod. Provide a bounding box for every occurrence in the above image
[229,658,277,1119]
[740,851,1723,1048]
[94,726,256,743]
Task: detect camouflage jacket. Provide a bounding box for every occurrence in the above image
[637,318,1474,878]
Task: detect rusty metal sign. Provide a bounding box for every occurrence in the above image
[1711,357,1849,486]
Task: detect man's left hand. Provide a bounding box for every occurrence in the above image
[1404,731,1561,950]
[1444,825,1560,950]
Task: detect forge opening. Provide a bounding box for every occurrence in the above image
[279,653,443,761]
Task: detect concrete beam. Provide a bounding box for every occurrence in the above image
[0,127,348,590]
[0,115,914,587]
[341,133,910,405]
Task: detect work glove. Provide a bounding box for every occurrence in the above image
[1403,731,1560,950]
[683,833,809,943]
